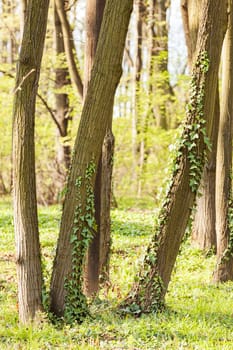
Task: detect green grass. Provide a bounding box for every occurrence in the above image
[1,196,233,349]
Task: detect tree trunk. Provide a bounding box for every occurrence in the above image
[134,0,145,197]
[20,0,27,39]
[192,85,219,251]
[122,0,228,314]
[54,4,71,170]
[83,0,106,297]
[12,0,49,323]
[55,0,83,99]
[181,0,202,69]
[99,128,115,283]
[213,3,233,282]
[149,0,171,129]
[50,0,133,322]
[181,0,217,251]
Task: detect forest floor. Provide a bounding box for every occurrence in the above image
[1,196,233,349]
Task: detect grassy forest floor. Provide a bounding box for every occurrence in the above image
[1,196,233,349]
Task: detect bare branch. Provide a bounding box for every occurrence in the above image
[36,93,63,135]
[13,69,36,94]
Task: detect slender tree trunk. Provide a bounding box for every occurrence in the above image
[149,0,171,129]
[12,0,49,324]
[122,0,228,314]
[213,3,233,282]
[134,0,145,197]
[19,0,27,39]
[99,127,115,283]
[0,173,7,194]
[54,4,71,170]
[181,0,217,251]
[50,0,133,321]
[55,0,83,99]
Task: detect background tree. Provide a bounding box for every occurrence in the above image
[54,4,71,171]
[55,0,83,99]
[12,0,49,323]
[213,2,233,282]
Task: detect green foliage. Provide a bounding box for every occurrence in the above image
[1,198,233,349]
[64,161,96,324]
[182,51,210,193]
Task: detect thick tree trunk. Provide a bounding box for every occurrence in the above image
[83,0,107,297]
[181,0,217,251]
[12,0,49,323]
[50,0,133,322]
[213,4,233,282]
[192,85,219,251]
[122,0,228,314]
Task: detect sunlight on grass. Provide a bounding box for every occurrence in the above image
[1,196,233,349]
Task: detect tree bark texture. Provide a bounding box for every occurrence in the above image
[213,3,233,282]
[12,0,49,323]
[83,0,107,297]
[181,0,217,251]
[122,0,228,314]
[192,85,219,251]
[50,0,133,319]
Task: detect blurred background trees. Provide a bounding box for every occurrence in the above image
[0,0,187,206]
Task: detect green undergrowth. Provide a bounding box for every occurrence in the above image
[1,196,233,349]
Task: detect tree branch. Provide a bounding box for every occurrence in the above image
[36,93,63,135]
[55,0,83,99]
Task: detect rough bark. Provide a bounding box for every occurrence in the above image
[181,0,217,251]
[50,0,133,320]
[55,0,83,99]
[83,0,107,297]
[12,0,49,323]
[122,0,228,314]
[213,3,233,282]
[192,85,219,251]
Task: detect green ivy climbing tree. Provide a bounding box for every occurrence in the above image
[49,0,134,322]
[121,0,228,315]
